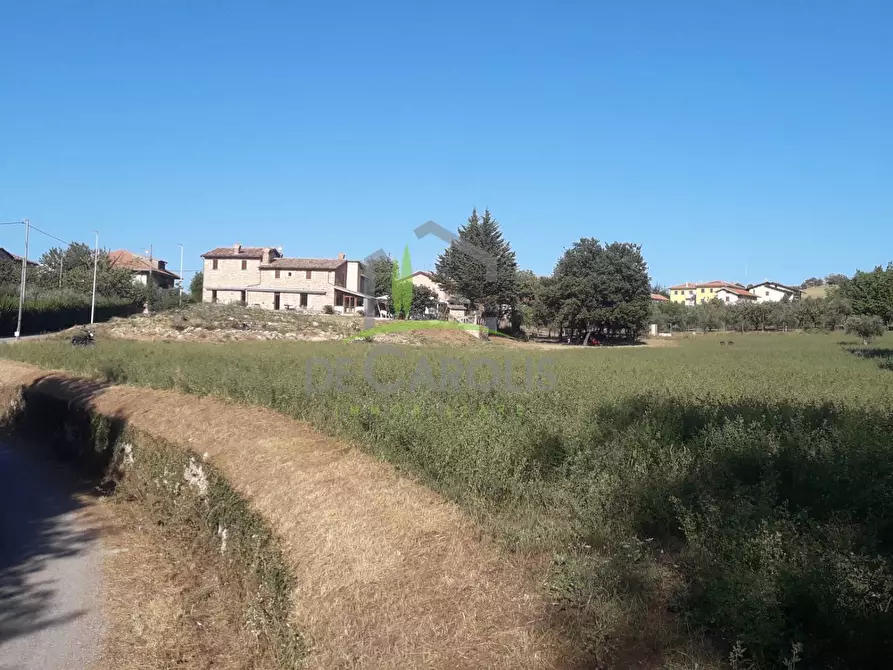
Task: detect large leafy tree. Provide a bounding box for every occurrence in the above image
[840,263,893,324]
[545,238,651,340]
[410,284,439,318]
[434,208,518,319]
[34,243,137,300]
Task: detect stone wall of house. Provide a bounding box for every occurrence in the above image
[202,257,263,303]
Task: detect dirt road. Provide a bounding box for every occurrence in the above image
[0,441,104,670]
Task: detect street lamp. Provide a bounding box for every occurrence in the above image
[177,243,184,306]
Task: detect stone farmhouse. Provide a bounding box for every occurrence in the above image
[200,244,374,314]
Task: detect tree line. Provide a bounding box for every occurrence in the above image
[371,207,652,340]
[651,263,893,341]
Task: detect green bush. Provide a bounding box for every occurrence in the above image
[0,291,138,336]
[845,315,885,344]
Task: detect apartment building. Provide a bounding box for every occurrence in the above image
[668,280,749,305]
[200,244,373,313]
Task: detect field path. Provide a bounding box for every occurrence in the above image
[0,361,578,669]
[0,439,105,670]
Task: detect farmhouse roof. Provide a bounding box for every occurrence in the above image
[669,280,745,290]
[716,286,756,298]
[260,257,348,271]
[650,293,669,302]
[0,247,38,266]
[747,281,802,294]
[201,245,272,259]
[109,249,180,279]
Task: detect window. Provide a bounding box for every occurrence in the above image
[275,269,281,279]
[241,260,247,271]
[300,293,308,307]
[212,259,218,270]
[335,292,343,306]
[725,296,730,303]
[700,288,705,293]
[765,290,770,297]
[305,270,312,279]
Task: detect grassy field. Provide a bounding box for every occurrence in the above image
[4,331,893,667]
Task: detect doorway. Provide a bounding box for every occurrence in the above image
[273,292,280,310]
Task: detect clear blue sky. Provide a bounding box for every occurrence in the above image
[1,1,890,286]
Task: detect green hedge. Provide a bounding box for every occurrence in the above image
[0,294,139,336]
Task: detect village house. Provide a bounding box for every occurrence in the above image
[714,285,758,304]
[409,271,471,319]
[109,250,180,289]
[200,244,374,313]
[747,281,803,303]
[0,247,38,267]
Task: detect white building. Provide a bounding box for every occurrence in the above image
[410,271,470,320]
[714,286,759,304]
[747,281,803,303]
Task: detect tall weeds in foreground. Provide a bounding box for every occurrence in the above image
[4,332,893,668]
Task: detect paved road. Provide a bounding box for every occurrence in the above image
[0,441,104,670]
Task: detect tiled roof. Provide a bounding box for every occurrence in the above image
[747,281,801,293]
[669,280,744,290]
[260,257,347,270]
[109,250,180,279]
[201,246,270,259]
[0,247,38,266]
[716,286,756,298]
[651,293,669,301]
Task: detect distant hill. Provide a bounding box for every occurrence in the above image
[802,284,837,299]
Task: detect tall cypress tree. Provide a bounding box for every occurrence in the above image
[433,208,518,319]
[393,245,413,318]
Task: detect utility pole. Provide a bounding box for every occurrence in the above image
[177,243,184,306]
[15,219,31,339]
[59,254,63,288]
[90,230,99,324]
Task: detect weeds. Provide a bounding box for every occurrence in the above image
[4,332,893,667]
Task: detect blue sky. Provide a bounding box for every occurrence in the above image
[1,1,890,286]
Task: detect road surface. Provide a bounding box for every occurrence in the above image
[0,441,104,670]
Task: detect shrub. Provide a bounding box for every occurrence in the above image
[845,315,885,344]
[322,305,335,315]
[0,292,138,336]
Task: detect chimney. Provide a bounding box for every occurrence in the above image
[337,252,345,260]
[233,243,242,254]
[262,247,272,265]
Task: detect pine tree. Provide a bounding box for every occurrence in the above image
[433,208,518,319]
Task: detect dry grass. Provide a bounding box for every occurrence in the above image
[0,361,581,669]
[94,497,277,670]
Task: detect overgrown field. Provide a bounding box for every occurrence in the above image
[4,332,893,668]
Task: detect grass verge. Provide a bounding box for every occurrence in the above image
[0,378,302,669]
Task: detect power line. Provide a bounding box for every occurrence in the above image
[28,223,72,247]
[0,221,25,226]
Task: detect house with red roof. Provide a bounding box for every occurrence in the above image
[109,250,180,289]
